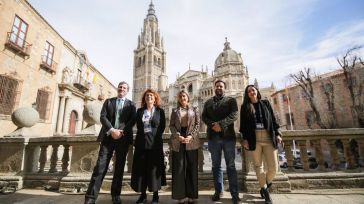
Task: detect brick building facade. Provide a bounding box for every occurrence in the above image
[272,65,364,130]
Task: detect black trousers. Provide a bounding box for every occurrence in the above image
[85,138,129,200]
[171,144,198,200]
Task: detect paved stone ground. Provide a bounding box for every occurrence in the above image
[1,189,364,204]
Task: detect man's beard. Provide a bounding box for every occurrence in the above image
[215,90,224,97]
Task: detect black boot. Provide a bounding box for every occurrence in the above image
[260,188,265,199]
[136,192,147,204]
[267,182,272,189]
[261,182,272,198]
[262,188,272,204]
[152,191,159,204]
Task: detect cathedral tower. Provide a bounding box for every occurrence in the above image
[132,1,167,106]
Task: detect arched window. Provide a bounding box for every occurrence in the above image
[188,84,193,93]
[154,56,157,65]
[158,58,161,65]
[68,110,78,135]
[138,57,142,66]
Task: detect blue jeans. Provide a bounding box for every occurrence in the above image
[208,136,238,196]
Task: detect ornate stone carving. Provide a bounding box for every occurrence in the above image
[61,67,73,84]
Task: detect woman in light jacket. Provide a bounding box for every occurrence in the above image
[239,85,282,204]
[169,90,200,204]
[131,89,166,204]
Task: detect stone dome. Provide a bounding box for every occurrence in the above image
[11,107,39,128]
[214,39,243,70]
[83,103,102,125]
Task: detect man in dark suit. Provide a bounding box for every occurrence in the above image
[85,81,136,204]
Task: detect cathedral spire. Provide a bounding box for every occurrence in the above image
[147,0,156,17]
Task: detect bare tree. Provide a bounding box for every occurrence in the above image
[320,78,337,128]
[337,46,364,127]
[290,67,327,129]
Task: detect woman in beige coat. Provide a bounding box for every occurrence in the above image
[169,90,200,204]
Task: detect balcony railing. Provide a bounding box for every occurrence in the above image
[73,77,90,93]
[4,32,32,57]
[40,55,58,74]
[0,129,363,193]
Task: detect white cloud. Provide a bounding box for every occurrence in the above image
[27,0,364,95]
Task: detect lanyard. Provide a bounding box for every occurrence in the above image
[143,106,155,122]
[254,103,263,123]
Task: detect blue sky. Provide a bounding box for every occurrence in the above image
[28,0,364,92]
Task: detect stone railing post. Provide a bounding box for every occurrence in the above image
[358,139,364,169]
[197,137,205,172]
[62,144,70,173]
[112,153,116,173]
[49,144,60,173]
[342,139,356,169]
[283,141,294,171]
[312,140,325,171]
[38,145,48,173]
[24,145,39,173]
[127,145,133,173]
[328,140,340,170]
[297,140,309,171]
[0,137,26,191]
[198,146,204,172]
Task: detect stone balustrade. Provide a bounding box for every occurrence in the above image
[280,128,364,189]
[0,129,363,193]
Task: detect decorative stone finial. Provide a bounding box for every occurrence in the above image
[223,37,231,51]
[5,107,39,137]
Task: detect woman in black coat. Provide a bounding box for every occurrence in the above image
[131,89,166,204]
[239,85,282,204]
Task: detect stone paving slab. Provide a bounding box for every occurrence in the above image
[0,189,364,204]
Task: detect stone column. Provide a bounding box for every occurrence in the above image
[127,145,133,173]
[38,145,48,173]
[342,139,356,169]
[358,139,364,169]
[283,141,294,171]
[61,97,69,134]
[312,140,325,171]
[49,144,59,173]
[328,140,340,170]
[62,144,70,173]
[297,140,309,171]
[56,96,66,135]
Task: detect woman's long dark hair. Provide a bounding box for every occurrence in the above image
[241,85,262,117]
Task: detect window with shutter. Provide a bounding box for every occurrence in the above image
[0,75,19,115]
[36,90,50,120]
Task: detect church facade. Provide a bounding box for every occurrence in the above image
[132,2,250,131]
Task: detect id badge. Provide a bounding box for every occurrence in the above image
[144,127,152,133]
[256,123,264,129]
[143,120,152,133]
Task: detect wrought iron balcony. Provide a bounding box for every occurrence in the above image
[4,32,32,58]
[40,55,57,74]
[73,77,90,93]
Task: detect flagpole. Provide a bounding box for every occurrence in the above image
[285,85,297,158]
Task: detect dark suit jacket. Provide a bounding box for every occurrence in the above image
[97,97,137,144]
[239,99,281,150]
[202,96,238,140]
[131,106,167,191]
[134,106,166,150]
